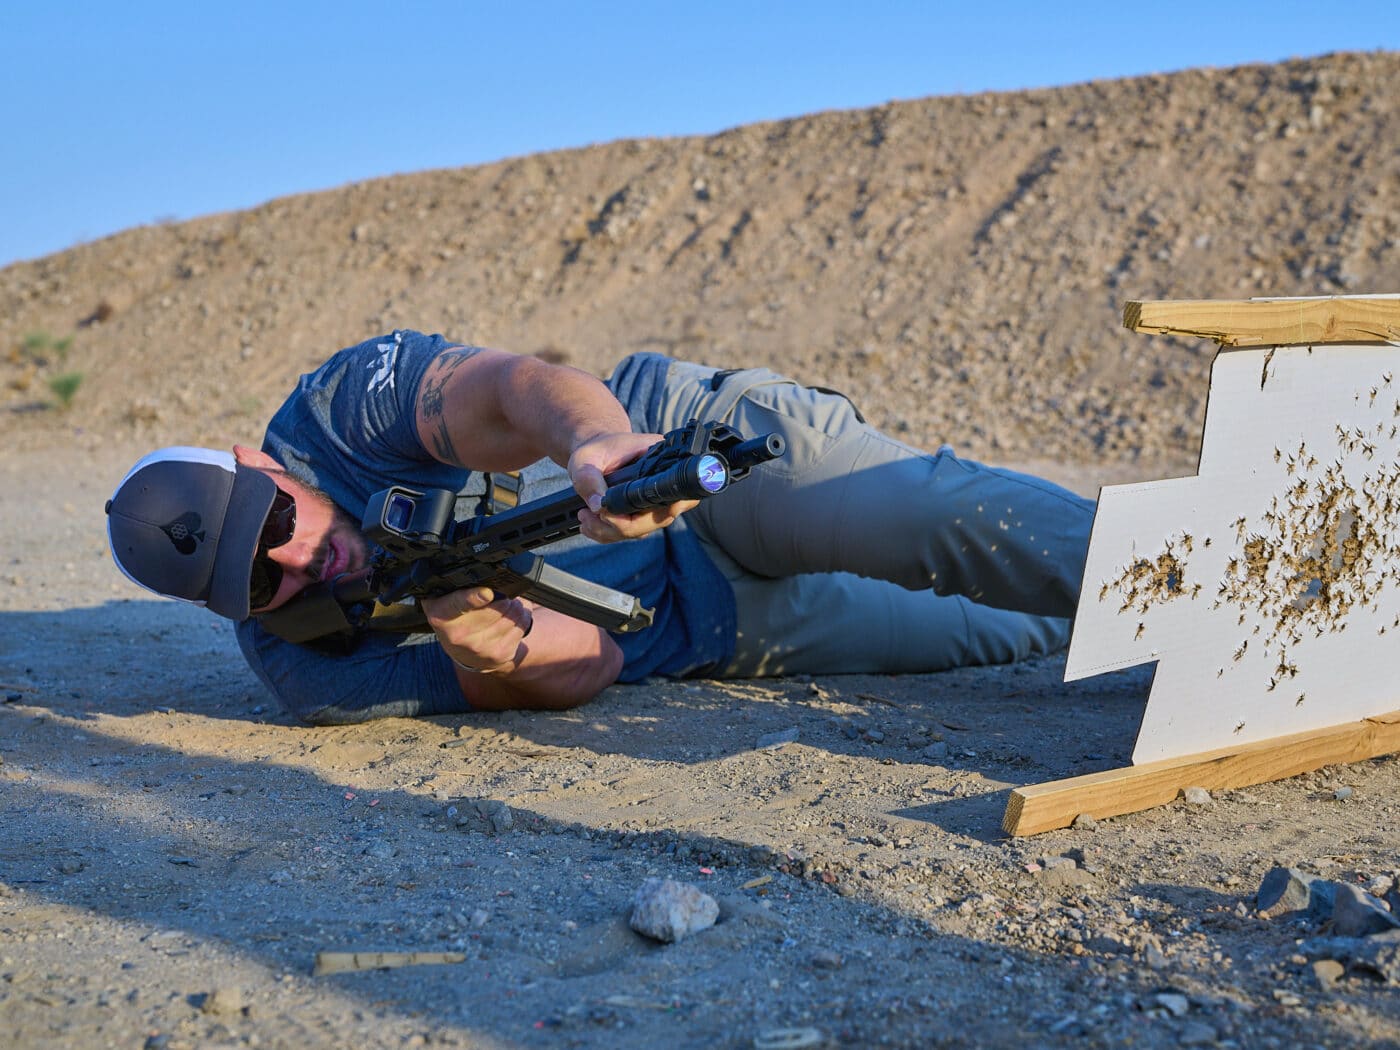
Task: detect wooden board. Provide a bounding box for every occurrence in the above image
[1124,296,1400,347]
[1003,710,1400,836]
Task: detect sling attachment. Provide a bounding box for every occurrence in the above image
[480,470,523,515]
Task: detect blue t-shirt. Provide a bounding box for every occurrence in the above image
[235,332,735,723]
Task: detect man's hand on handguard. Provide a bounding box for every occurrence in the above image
[420,586,534,675]
[569,431,701,543]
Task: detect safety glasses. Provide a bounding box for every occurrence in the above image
[248,487,297,610]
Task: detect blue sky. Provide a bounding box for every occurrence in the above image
[3,1,1396,267]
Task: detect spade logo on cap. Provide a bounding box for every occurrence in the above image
[161,512,207,555]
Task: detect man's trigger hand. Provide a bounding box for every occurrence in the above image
[421,587,534,674]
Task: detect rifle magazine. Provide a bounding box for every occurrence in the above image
[491,554,655,633]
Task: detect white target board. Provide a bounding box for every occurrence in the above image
[1067,340,1400,763]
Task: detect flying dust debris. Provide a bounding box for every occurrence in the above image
[1218,429,1400,661]
[1100,532,1198,615]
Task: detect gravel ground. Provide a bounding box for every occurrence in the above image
[3,443,1399,1049]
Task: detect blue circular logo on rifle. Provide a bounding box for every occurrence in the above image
[697,454,728,493]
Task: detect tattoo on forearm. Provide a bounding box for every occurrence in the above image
[420,347,484,466]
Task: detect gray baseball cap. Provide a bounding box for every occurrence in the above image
[106,447,278,621]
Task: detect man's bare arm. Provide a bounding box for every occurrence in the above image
[413,345,697,542]
[414,347,630,473]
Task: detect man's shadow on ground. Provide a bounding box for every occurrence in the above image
[3,600,1153,841]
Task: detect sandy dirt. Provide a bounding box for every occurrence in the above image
[4,440,1400,1049]
[4,50,1400,1050]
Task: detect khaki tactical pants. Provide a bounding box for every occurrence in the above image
[638,360,1094,676]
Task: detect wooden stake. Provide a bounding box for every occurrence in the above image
[1003,710,1400,836]
[1123,297,1400,347]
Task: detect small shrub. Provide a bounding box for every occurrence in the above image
[48,371,83,409]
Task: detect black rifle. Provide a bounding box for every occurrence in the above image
[257,420,784,645]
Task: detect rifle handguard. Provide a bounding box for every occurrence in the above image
[257,419,785,645]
